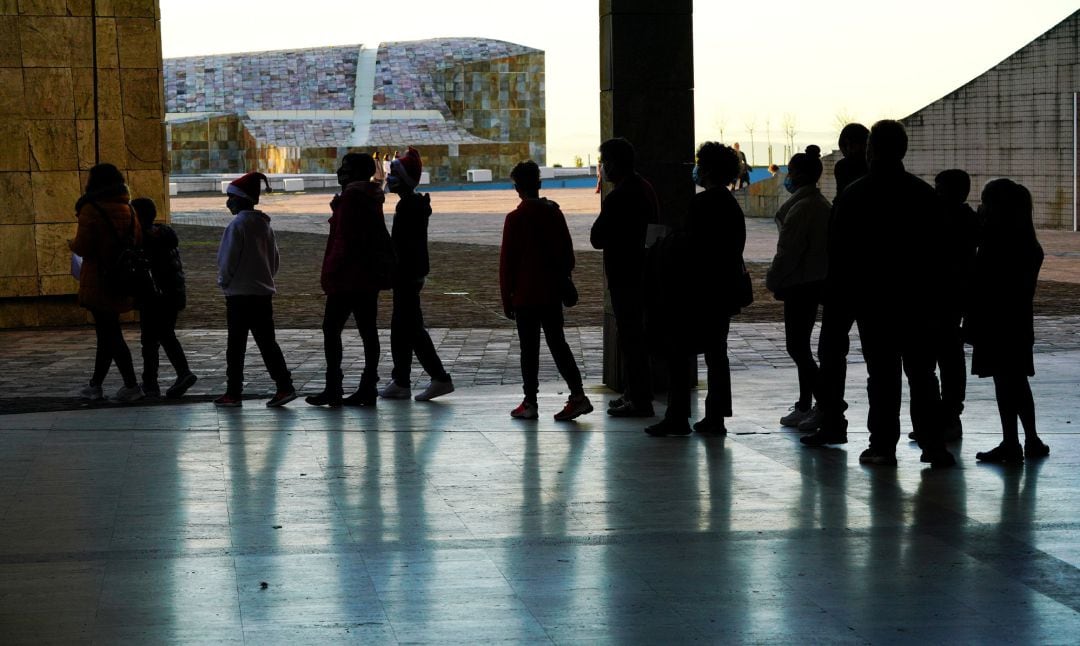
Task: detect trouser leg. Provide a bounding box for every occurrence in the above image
[139,306,161,386]
[248,295,292,391]
[157,307,190,377]
[225,296,249,395]
[515,306,542,401]
[610,285,652,405]
[858,318,902,450]
[321,294,351,393]
[817,303,853,420]
[352,290,380,385]
[783,290,820,409]
[704,317,733,419]
[539,304,584,396]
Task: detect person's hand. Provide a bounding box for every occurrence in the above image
[504,308,515,321]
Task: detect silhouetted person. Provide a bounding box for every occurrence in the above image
[69,163,143,403]
[500,160,593,421]
[591,137,659,417]
[767,147,829,432]
[131,197,196,399]
[215,172,295,408]
[306,153,393,407]
[381,147,454,402]
[645,142,746,436]
[829,120,955,467]
[733,142,751,189]
[968,179,1049,463]
[802,122,870,442]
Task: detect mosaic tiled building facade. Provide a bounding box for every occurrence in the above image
[0,0,169,328]
[164,39,546,180]
[820,10,1079,229]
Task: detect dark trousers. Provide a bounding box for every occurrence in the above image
[816,302,855,421]
[225,295,292,396]
[515,304,584,401]
[782,285,821,409]
[139,302,190,386]
[935,312,966,418]
[322,290,380,393]
[90,308,137,387]
[993,373,1036,445]
[610,284,652,406]
[665,317,732,420]
[390,281,449,386]
[857,316,944,454]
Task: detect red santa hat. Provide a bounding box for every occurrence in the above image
[227,172,271,204]
[391,147,422,188]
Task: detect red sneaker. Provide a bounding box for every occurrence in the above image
[510,400,539,419]
[554,395,593,421]
[214,393,242,407]
[266,390,297,408]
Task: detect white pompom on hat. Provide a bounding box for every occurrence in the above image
[227,172,272,204]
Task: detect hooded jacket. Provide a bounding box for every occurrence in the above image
[766,185,831,295]
[499,197,575,310]
[69,184,141,313]
[321,180,393,294]
[217,209,279,296]
[391,192,432,283]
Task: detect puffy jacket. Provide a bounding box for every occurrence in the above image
[766,185,831,295]
[69,185,141,313]
[321,180,394,294]
[142,224,187,310]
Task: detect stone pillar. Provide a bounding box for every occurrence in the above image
[0,0,168,328]
[599,0,695,389]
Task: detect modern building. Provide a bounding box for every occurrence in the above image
[164,39,546,181]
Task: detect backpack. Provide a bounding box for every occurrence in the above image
[99,206,160,302]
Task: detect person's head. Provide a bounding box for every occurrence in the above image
[733,142,741,151]
[131,197,157,228]
[85,163,125,194]
[837,122,869,160]
[225,172,270,213]
[599,137,635,183]
[768,163,780,176]
[935,169,971,205]
[338,152,376,187]
[785,145,823,192]
[866,119,907,166]
[694,141,740,189]
[511,160,541,198]
[980,178,1037,245]
[387,146,423,194]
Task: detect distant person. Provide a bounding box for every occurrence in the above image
[372,149,386,188]
[131,197,196,399]
[591,137,659,417]
[828,120,954,467]
[733,142,751,189]
[766,147,829,432]
[215,172,296,408]
[500,160,592,421]
[968,179,1049,463]
[380,147,455,402]
[645,142,746,436]
[768,164,781,177]
[801,122,870,442]
[68,163,144,403]
[306,153,394,407]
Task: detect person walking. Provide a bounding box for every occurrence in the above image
[379,147,455,402]
[68,163,144,403]
[214,172,296,408]
[130,198,197,399]
[306,153,395,407]
[766,147,830,434]
[500,160,593,421]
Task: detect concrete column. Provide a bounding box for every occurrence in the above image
[599,0,695,388]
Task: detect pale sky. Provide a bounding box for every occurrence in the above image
[159,0,1077,167]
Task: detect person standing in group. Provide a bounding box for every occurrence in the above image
[214,172,296,408]
[801,122,870,442]
[130,198,197,399]
[967,179,1049,463]
[306,153,395,407]
[500,160,593,421]
[766,147,830,435]
[68,163,144,403]
[379,147,455,402]
[828,120,955,468]
[644,142,746,437]
[590,137,658,418]
[733,142,751,189]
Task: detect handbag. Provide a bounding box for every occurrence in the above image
[99,206,160,301]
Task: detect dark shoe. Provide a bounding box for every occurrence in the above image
[343,387,378,407]
[780,403,813,427]
[1024,439,1050,459]
[554,394,593,421]
[975,443,1024,464]
[607,395,627,409]
[266,390,297,408]
[942,416,963,442]
[920,448,957,468]
[796,405,823,431]
[693,418,727,435]
[859,447,897,466]
[214,393,242,407]
[141,382,161,398]
[644,418,692,437]
[166,373,198,399]
[801,429,848,446]
[607,401,655,418]
[305,390,343,407]
[907,430,919,442]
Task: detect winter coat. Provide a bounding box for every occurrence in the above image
[391,192,432,284]
[967,238,1043,377]
[321,181,394,294]
[68,185,141,313]
[499,197,575,311]
[833,156,868,198]
[590,172,659,290]
[940,202,980,314]
[766,185,831,296]
[140,224,186,311]
[217,209,279,296]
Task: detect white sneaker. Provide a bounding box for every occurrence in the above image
[379,381,412,399]
[114,384,144,404]
[415,379,454,402]
[78,382,103,401]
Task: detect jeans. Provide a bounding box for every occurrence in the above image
[816,301,855,421]
[90,308,137,387]
[782,284,821,409]
[665,317,732,421]
[225,295,292,396]
[322,290,380,393]
[390,281,449,386]
[609,284,652,406]
[139,302,190,386]
[515,304,584,401]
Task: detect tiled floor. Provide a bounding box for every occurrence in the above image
[1,350,1078,644]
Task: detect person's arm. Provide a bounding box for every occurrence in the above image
[269,226,280,278]
[499,212,516,318]
[68,208,96,257]
[217,221,243,288]
[553,207,575,275]
[766,202,810,292]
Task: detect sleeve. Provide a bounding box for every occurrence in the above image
[69,209,96,257]
[590,195,613,250]
[499,213,516,313]
[553,207,576,275]
[217,221,243,288]
[766,202,810,292]
[269,227,280,278]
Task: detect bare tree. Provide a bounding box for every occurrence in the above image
[783,113,797,157]
[744,118,756,166]
[834,107,858,132]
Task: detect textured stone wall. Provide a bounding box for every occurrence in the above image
[0,0,168,327]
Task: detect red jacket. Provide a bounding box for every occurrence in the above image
[499,197,575,311]
[321,181,393,294]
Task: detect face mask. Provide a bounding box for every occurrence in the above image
[783,176,797,194]
[692,165,702,187]
[385,174,401,192]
